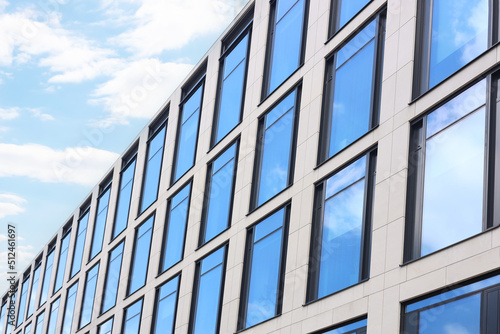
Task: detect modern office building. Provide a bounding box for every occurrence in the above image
[2,0,500,333]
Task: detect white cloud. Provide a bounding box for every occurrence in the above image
[0,193,26,219]
[0,106,19,120]
[89,58,192,126]
[27,108,54,121]
[0,0,8,13]
[0,143,119,186]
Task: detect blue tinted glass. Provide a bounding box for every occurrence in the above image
[326,156,366,198]
[124,299,143,334]
[34,312,44,334]
[129,217,153,294]
[47,298,60,334]
[323,318,367,334]
[319,178,365,297]
[98,318,113,334]
[0,303,6,332]
[223,34,248,78]
[200,247,224,274]
[254,208,284,242]
[40,250,55,306]
[24,323,31,334]
[336,20,376,67]
[113,159,136,239]
[337,0,371,31]
[6,292,16,333]
[140,126,166,212]
[71,212,89,277]
[174,108,201,181]
[329,40,375,157]
[154,276,179,334]
[80,264,99,328]
[265,92,295,129]
[276,0,299,21]
[54,232,71,292]
[91,187,111,259]
[428,0,488,89]
[193,263,224,334]
[182,86,203,123]
[61,282,78,334]
[27,265,40,317]
[102,242,124,313]
[257,108,294,205]
[17,276,30,326]
[268,0,305,93]
[213,143,236,173]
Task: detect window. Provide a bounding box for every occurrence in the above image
[6,288,16,334]
[238,204,290,329]
[16,272,30,326]
[23,323,31,334]
[39,242,56,307]
[90,181,112,260]
[414,0,490,96]
[307,149,376,301]
[112,151,137,240]
[329,0,372,36]
[101,240,125,314]
[317,317,367,334]
[46,298,60,334]
[98,317,113,334]
[251,86,300,208]
[128,215,154,295]
[152,275,180,334]
[161,181,191,272]
[200,140,239,245]
[139,110,168,214]
[319,11,385,162]
[54,225,71,293]
[262,0,308,97]
[33,312,44,334]
[171,69,205,184]
[0,298,7,332]
[404,77,500,261]
[189,245,227,334]
[79,263,99,329]
[211,10,252,146]
[61,282,78,334]
[71,205,90,278]
[402,273,500,333]
[122,299,143,334]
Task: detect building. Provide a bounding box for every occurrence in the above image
[1,0,500,333]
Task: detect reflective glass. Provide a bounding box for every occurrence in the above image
[153,276,179,334]
[24,323,31,334]
[47,298,60,334]
[17,276,30,326]
[54,231,71,292]
[129,216,154,294]
[428,0,488,89]
[192,247,225,334]
[71,211,89,277]
[113,159,136,239]
[140,126,166,213]
[0,302,7,332]
[268,0,305,93]
[163,183,191,271]
[6,292,16,334]
[123,299,142,334]
[61,282,78,334]
[323,318,367,334]
[90,187,111,259]
[101,241,124,313]
[336,0,371,31]
[39,249,55,306]
[98,318,113,334]
[34,312,44,334]
[79,264,99,328]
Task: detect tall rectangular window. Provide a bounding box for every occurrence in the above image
[23,323,31,334]
[39,242,56,307]
[16,272,30,326]
[189,245,227,334]
[54,224,71,294]
[307,149,377,301]
[122,299,143,334]
[161,181,191,272]
[319,11,385,162]
[211,11,252,146]
[139,111,168,214]
[101,240,124,314]
[128,215,154,295]
[402,273,500,333]
[152,275,180,334]
[90,180,111,260]
[318,317,367,334]
[200,141,239,245]
[112,151,137,240]
[263,0,308,97]
[46,297,60,334]
[79,263,99,329]
[6,288,16,334]
[329,0,371,36]
[404,77,500,261]
[97,317,113,334]
[251,86,300,208]
[238,204,290,329]
[71,205,90,278]
[0,298,7,333]
[414,0,490,96]
[33,311,44,334]
[61,281,78,334]
[171,73,205,184]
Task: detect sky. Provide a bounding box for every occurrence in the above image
[0,0,248,293]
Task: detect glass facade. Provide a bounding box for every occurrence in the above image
[16,276,30,327]
[128,216,154,295]
[98,318,113,334]
[71,210,89,278]
[46,298,59,334]
[331,0,371,34]
[101,241,125,314]
[54,229,71,293]
[123,299,143,334]
[79,263,99,329]
[33,312,44,334]
[61,282,78,334]
[321,318,367,334]
[152,275,179,334]
[90,185,111,260]
[112,156,136,239]
[39,245,55,307]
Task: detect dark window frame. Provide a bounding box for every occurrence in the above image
[151,272,181,334]
[97,316,114,334]
[89,177,113,262]
[100,238,126,315]
[46,296,60,334]
[16,269,31,327]
[121,296,144,334]
[307,146,377,303]
[53,222,72,295]
[70,201,91,279]
[318,8,386,165]
[328,0,374,38]
[26,256,42,319]
[78,261,100,330]
[311,316,367,334]
[38,239,56,308]
[60,280,79,334]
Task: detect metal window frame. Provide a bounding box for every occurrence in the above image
[45,296,60,334]
[121,296,144,334]
[100,238,126,315]
[150,272,181,334]
[26,256,42,319]
[38,239,56,309]
[89,179,113,262]
[96,315,114,334]
[328,0,374,38]
[310,316,368,334]
[60,279,79,334]
[78,261,100,330]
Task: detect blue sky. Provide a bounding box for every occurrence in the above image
[0,0,248,292]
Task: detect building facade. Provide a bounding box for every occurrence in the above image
[2,0,500,333]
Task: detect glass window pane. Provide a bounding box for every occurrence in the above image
[61,282,78,334]
[91,187,111,259]
[0,302,7,333]
[140,126,166,213]
[323,318,367,334]
[102,241,125,313]
[336,0,371,31]
[79,264,99,328]
[71,212,89,277]
[123,299,143,334]
[47,298,60,334]
[153,276,179,334]
[24,323,31,334]
[54,231,71,293]
[98,318,113,334]
[113,159,136,239]
[34,312,44,334]
[6,291,16,334]
[27,264,41,318]
[17,276,30,326]
[129,216,154,294]
[40,249,55,306]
